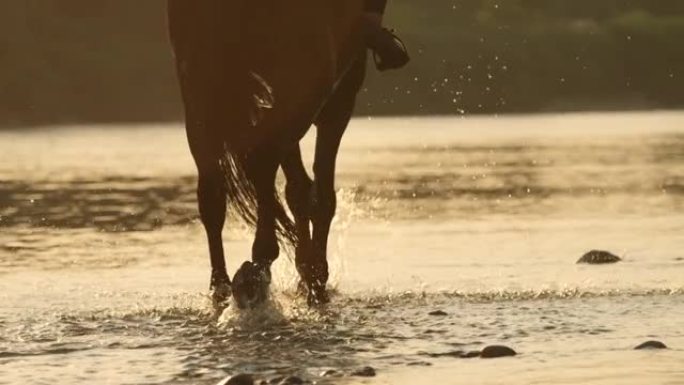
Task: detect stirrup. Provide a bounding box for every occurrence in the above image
[371,29,410,71]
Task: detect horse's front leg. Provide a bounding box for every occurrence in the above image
[232,149,281,309]
[301,91,357,306]
[282,145,315,275]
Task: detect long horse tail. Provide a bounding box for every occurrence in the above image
[222,151,298,250]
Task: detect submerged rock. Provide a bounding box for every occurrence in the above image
[278,376,304,385]
[428,310,448,316]
[635,340,668,350]
[351,366,377,377]
[407,361,433,366]
[424,350,465,358]
[320,370,342,377]
[463,350,482,358]
[218,373,255,385]
[480,345,517,358]
[577,250,622,264]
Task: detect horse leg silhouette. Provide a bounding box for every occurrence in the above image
[231,147,282,308]
[282,145,315,270]
[284,60,366,306]
[186,116,232,308]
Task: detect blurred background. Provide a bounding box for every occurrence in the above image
[1,0,683,127]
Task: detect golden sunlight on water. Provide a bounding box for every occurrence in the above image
[0,112,683,384]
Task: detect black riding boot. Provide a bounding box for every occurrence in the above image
[365,23,410,71]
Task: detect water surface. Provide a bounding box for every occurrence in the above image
[1,112,683,384]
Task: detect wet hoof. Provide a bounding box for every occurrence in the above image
[232,261,271,309]
[298,280,330,307]
[351,366,376,377]
[635,340,667,350]
[210,281,232,310]
[577,250,622,264]
[306,285,330,307]
[217,373,255,385]
[480,345,517,358]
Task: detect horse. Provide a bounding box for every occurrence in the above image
[167,0,367,308]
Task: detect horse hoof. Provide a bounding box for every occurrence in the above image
[306,285,330,307]
[232,261,271,309]
[211,281,232,310]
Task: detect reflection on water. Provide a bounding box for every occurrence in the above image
[1,131,682,229]
[1,113,684,385]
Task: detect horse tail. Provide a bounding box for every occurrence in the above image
[222,151,298,250]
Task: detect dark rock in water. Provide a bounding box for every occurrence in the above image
[463,350,482,358]
[424,350,464,358]
[351,366,377,377]
[429,310,448,316]
[218,373,255,385]
[577,250,622,264]
[480,345,517,358]
[407,361,433,366]
[320,370,342,377]
[278,376,304,385]
[267,377,284,385]
[635,340,668,350]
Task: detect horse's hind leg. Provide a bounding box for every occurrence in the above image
[232,149,281,308]
[187,128,232,307]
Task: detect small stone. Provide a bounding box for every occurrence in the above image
[463,350,481,358]
[351,366,376,377]
[218,373,255,385]
[635,340,668,350]
[320,370,342,377]
[428,310,448,316]
[279,376,304,385]
[425,350,464,358]
[407,361,433,366]
[577,250,621,264]
[480,345,517,358]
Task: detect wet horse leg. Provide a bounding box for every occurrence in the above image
[186,126,232,307]
[232,149,281,308]
[281,145,315,290]
[300,88,358,305]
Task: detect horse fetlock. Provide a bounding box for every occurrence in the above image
[252,237,280,266]
[210,279,232,309]
[306,280,330,306]
[296,260,329,288]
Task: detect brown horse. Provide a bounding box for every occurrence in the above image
[168,0,367,308]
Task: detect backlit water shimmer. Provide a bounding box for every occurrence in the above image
[1,112,683,385]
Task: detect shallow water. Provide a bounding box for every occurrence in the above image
[1,112,683,384]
